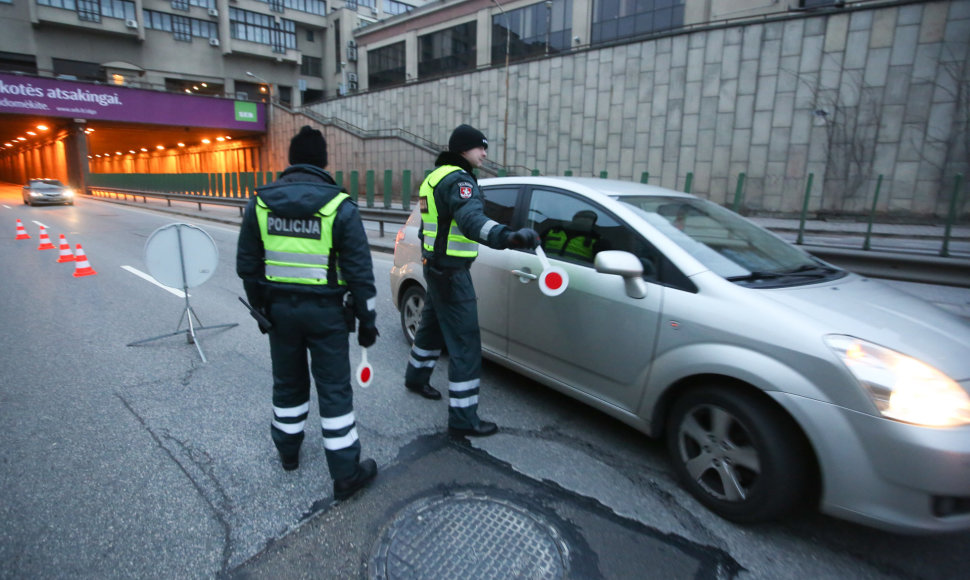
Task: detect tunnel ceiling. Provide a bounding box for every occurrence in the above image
[0,114,264,158]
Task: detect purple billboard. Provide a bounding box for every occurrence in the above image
[0,73,265,131]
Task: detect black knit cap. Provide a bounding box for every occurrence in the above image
[288,125,328,168]
[448,124,488,154]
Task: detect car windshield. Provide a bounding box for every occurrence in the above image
[32,179,64,186]
[617,196,844,287]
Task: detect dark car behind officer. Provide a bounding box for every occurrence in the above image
[236,125,378,501]
[404,124,540,437]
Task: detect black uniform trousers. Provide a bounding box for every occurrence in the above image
[405,262,483,430]
[268,292,360,481]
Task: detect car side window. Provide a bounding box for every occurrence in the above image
[481,186,518,226]
[526,188,671,282]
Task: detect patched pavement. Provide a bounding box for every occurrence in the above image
[230,435,741,579]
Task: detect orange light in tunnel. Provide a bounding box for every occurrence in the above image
[156,145,165,150]
[115,151,122,155]
[36,125,48,131]
[140,148,148,152]
[216,137,225,142]
[26,131,36,136]
[201,138,211,144]
[128,150,136,154]
[177,142,185,147]
[17,137,26,141]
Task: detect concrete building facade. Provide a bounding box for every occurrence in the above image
[301,0,969,218]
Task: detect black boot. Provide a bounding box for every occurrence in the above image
[279,452,299,471]
[406,383,442,400]
[333,458,378,500]
[448,420,499,438]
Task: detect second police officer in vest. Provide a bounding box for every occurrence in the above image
[236,126,378,501]
[405,124,540,437]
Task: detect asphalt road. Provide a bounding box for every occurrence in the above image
[1,188,969,580]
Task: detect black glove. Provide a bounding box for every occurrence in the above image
[358,325,379,348]
[507,228,540,250]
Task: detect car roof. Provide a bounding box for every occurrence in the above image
[478,176,695,200]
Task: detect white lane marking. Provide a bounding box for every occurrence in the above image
[31,220,48,228]
[122,265,187,298]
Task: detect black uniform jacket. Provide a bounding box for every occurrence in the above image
[236,164,377,328]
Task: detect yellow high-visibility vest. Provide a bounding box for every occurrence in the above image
[420,165,478,258]
[255,192,349,285]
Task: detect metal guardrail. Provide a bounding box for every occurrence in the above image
[88,187,412,237]
[87,187,969,287]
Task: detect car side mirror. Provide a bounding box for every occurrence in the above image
[594,251,648,299]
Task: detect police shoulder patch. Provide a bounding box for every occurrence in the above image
[457,182,474,199]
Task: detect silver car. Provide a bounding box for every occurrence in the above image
[22,178,75,206]
[389,176,970,534]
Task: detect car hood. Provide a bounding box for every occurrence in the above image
[763,275,970,381]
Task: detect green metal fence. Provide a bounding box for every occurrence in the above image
[87,170,966,256]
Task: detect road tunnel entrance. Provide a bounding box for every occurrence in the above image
[0,73,267,191]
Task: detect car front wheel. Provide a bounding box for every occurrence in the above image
[666,386,811,523]
[399,285,425,345]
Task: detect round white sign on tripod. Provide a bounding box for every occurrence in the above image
[144,223,219,289]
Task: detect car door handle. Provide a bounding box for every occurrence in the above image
[511,269,538,281]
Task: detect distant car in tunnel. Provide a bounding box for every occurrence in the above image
[22,179,75,206]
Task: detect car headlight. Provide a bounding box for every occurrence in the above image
[63,189,75,197]
[826,335,970,427]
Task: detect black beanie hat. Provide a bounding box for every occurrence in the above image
[448,124,488,154]
[289,125,328,168]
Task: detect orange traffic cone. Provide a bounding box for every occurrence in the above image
[72,244,97,277]
[15,219,31,240]
[56,234,75,263]
[37,225,55,250]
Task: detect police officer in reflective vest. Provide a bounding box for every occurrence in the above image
[404,124,540,437]
[236,126,378,500]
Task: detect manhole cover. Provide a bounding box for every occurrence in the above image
[370,491,569,579]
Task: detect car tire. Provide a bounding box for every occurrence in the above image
[399,284,426,345]
[665,386,811,523]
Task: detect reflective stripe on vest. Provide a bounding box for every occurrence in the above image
[420,165,478,258]
[256,192,349,285]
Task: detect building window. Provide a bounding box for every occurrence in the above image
[368,41,405,89]
[301,55,323,77]
[144,10,218,41]
[418,21,476,79]
[52,58,102,82]
[229,8,297,53]
[77,0,102,22]
[165,78,224,96]
[591,0,685,45]
[0,51,38,74]
[255,0,325,16]
[334,20,341,68]
[384,0,413,16]
[101,0,135,19]
[172,0,189,11]
[172,14,192,40]
[800,0,839,6]
[492,0,572,65]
